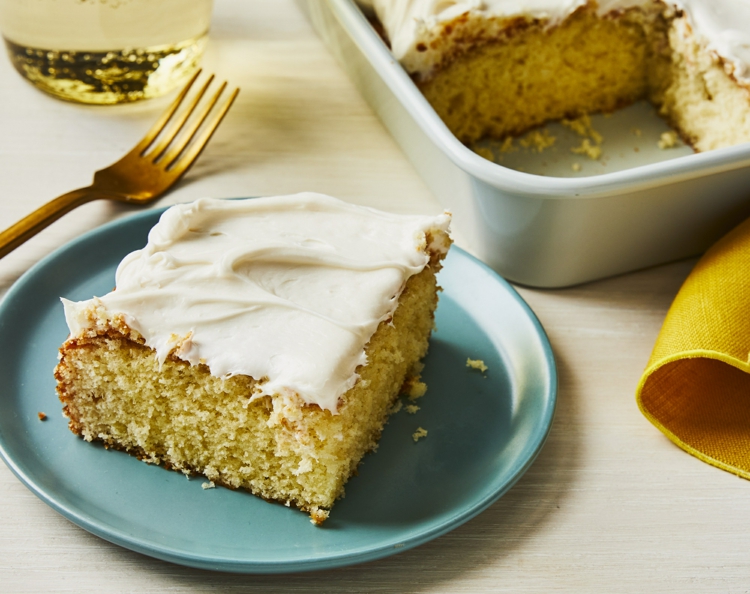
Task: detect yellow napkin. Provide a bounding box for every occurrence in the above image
[636,217,750,479]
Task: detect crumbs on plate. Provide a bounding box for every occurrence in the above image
[466,358,488,373]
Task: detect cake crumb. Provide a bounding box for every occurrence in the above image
[402,376,427,400]
[37,412,47,421]
[631,127,643,137]
[563,114,603,152]
[310,508,330,525]
[520,129,556,152]
[405,404,420,414]
[201,481,215,490]
[466,358,488,373]
[571,139,602,160]
[562,114,602,143]
[412,427,428,442]
[562,114,591,136]
[390,399,404,414]
[658,131,679,149]
[474,146,495,161]
[571,162,582,172]
[499,136,515,153]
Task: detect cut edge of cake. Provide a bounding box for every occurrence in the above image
[367,0,750,153]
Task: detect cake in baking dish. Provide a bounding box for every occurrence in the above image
[361,0,750,152]
[54,193,452,524]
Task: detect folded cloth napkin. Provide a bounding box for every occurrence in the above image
[637,217,750,479]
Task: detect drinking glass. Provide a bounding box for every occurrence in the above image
[0,0,213,104]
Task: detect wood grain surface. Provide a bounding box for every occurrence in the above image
[1,1,748,591]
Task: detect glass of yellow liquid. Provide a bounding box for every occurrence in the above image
[0,0,213,104]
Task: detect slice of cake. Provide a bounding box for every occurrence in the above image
[54,193,451,524]
[361,0,750,152]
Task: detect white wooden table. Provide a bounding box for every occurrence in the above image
[1,1,748,591]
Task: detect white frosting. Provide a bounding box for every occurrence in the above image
[364,0,750,83]
[673,1,750,82]
[62,193,451,413]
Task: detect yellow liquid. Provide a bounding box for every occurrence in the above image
[0,0,213,104]
[3,35,208,104]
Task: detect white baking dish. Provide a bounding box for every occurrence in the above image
[297,0,750,288]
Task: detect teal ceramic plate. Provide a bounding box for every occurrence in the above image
[0,205,557,573]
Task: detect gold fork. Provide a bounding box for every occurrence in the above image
[0,70,239,259]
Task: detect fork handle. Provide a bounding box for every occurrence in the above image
[0,187,100,259]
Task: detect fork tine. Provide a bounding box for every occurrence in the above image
[161,81,232,169]
[167,86,240,178]
[133,69,203,155]
[147,74,215,162]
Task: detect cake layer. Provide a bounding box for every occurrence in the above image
[62,194,451,412]
[365,0,750,85]
[56,194,451,523]
[417,6,664,142]
[658,14,750,151]
[55,268,444,521]
[363,0,750,150]
[56,266,441,523]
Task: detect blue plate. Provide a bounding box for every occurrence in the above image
[0,205,557,573]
